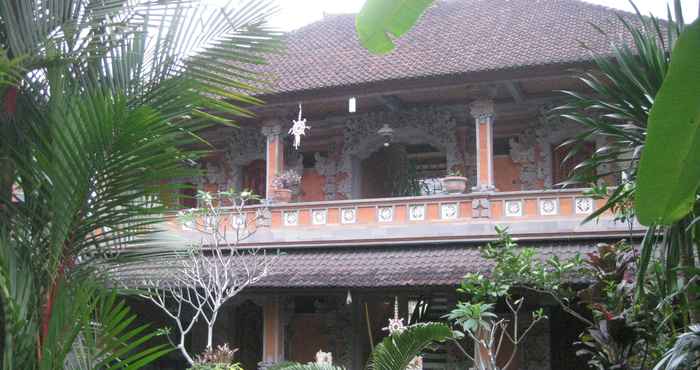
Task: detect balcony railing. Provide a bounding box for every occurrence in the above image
[165,188,643,248]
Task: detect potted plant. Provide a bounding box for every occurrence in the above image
[272,169,301,203]
[442,169,468,194]
[191,344,243,370]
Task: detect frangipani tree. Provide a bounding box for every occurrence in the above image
[139,190,277,365]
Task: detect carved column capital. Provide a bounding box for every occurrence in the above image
[469,99,495,121]
[261,123,282,138]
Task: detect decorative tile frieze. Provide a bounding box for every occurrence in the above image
[312,209,328,225]
[409,204,426,221]
[283,210,299,226]
[256,207,272,228]
[539,198,558,216]
[504,200,523,217]
[377,206,394,222]
[472,198,491,218]
[203,215,216,231]
[441,203,459,220]
[575,197,594,215]
[230,213,245,229]
[341,208,357,224]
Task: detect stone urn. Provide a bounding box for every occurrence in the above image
[272,188,293,203]
[442,176,468,194]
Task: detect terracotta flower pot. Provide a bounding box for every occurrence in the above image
[273,188,293,203]
[442,176,468,194]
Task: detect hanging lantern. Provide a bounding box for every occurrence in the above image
[377,123,394,147]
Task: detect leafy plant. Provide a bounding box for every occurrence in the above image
[444,302,496,333]
[194,344,239,365]
[272,169,302,190]
[448,261,549,370]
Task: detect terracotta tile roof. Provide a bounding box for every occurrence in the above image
[253,241,595,288]
[259,0,635,95]
[114,241,599,289]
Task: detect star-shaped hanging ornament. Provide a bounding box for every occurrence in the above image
[289,103,310,150]
[382,296,406,335]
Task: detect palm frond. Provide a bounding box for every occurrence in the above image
[550,9,675,187]
[65,289,172,369]
[367,323,454,370]
[86,0,282,125]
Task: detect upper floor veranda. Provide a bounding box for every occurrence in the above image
[169,73,642,247]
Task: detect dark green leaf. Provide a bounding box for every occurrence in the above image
[356,0,434,54]
[636,20,700,225]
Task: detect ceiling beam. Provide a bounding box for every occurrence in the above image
[377,95,403,112]
[504,81,525,104]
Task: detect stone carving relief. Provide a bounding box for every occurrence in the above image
[509,105,607,190]
[314,152,339,200]
[224,127,266,190]
[336,107,464,198]
[203,161,228,189]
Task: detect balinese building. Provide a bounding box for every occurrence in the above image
[127,1,646,369]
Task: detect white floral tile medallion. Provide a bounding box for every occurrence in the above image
[312,209,328,225]
[409,204,426,221]
[539,198,558,216]
[441,203,459,220]
[505,200,523,217]
[230,213,245,229]
[283,210,299,226]
[341,208,357,224]
[377,206,394,222]
[575,197,594,215]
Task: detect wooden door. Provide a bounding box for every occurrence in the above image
[243,160,266,198]
[235,301,263,370]
[552,141,595,187]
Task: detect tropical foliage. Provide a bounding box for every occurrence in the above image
[0,0,280,368]
[449,229,694,369]
[445,229,568,369]
[551,1,700,367]
[635,13,700,226]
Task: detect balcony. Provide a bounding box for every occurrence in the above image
[166,188,643,248]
